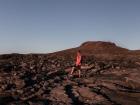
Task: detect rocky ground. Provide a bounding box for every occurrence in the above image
[0,41,140,105]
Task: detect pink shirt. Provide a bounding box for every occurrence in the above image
[76,52,82,66]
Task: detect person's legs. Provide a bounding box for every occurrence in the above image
[77,65,81,78]
[70,66,75,75]
[78,69,81,78]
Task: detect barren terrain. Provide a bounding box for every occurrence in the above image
[0,41,140,105]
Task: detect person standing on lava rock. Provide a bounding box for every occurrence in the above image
[70,50,82,78]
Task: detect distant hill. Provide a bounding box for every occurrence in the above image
[0,41,140,60]
[45,41,140,60]
[49,41,129,56]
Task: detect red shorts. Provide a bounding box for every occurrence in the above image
[75,65,81,70]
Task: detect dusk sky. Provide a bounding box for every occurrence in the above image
[0,0,140,54]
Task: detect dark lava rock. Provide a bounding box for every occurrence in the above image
[0,41,140,105]
[14,78,25,89]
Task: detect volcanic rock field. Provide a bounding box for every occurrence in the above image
[0,41,140,105]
